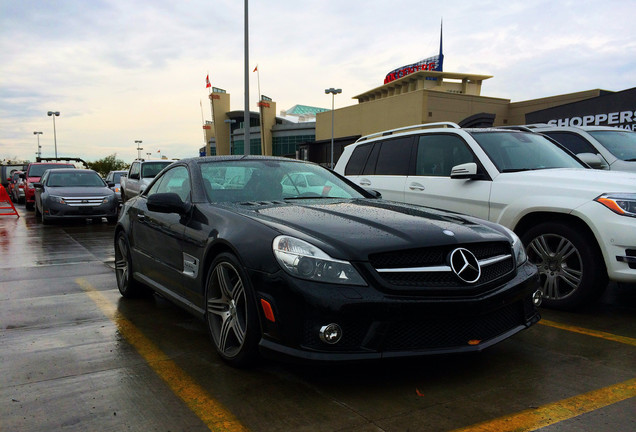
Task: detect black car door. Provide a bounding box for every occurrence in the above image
[131,165,191,295]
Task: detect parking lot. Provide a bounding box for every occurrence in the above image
[1,205,635,432]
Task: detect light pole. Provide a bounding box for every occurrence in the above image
[33,131,43,159]
[135,140,143,159]
[47,111,60,158]
[324,88,342,168]
[224,119,236,155]
[146,152,151,158]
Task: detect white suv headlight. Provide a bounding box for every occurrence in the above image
[273,236,366,286]
[595,193,636,217]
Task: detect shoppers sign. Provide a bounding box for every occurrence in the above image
[526,87,636,131]
[384,55,442,84]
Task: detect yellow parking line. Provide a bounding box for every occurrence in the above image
[76,278,249,432]
[450,378,636,432]
[539,319,636,347]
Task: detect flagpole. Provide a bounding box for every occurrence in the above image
[200,99,208,155]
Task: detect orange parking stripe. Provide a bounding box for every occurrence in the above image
[539,319,636,347]
[76,278,249,432]
[450,378,636,432]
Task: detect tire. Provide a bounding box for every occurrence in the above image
[107,216,118,224]
[26,202,34,210]
[41,207,51,225]
[115,231,143,298]
[34,202,41,217]
[205,253,259,367]
[521,221,607,310]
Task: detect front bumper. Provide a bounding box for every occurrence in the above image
[43,200,118,219]
[249,261,541,362]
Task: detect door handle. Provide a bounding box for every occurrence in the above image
[359,178,371,186]
[409,183,425,191]
[137,212,145,221]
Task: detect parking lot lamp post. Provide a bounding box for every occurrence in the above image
[324,88,341,168]
[33,131,43,158]
[47,111,60,157]
[135,140,143,159]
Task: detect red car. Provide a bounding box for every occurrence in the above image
[24,162,75,210]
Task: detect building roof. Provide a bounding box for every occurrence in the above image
[285,105,330,116]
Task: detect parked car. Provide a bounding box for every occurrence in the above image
[335,122,636,310]
[105,170,128,204]
[120,159,173,202]
[33,168,118,224]
[528,125,636,172]
[115,156,541,365]
[2,164,27,190]
[23,162,76,210]
[8,171,25,203]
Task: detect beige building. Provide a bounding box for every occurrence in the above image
[315,70,606,142]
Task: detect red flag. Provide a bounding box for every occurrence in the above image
[252,65,258,72]
[157,150,160,153]
[205,74,211,88]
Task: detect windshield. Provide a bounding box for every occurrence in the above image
[588,130,636,161]
[469,131,586,172]
[47,171,105,187]
[29,164,74,177]
[200,159,366,202]
[141,162,172,178]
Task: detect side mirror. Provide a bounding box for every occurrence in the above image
[33,182,43,189]
[450,162,480,179]
[147,192,191,214]
[107,181,115,187]
[129,172,140,180]
[577,153,608,170]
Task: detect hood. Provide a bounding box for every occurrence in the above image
[47,186,114,197]
[228,199,510,260]
[495,168,636,195]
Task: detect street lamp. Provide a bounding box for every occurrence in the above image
[47,111,60,158]
[135,140,143,159]
[224,119,236,155]
[33,131,43,159]
[146,152,151,158]
[324,88,342,168]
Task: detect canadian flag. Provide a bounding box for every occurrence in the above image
[205,74,211,88]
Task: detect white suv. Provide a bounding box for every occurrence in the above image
[335,122,636,310]
[529,125,636,172]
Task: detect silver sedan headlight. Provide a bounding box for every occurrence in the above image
[273,235,366,286]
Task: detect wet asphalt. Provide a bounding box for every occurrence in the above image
[1,204,635,432]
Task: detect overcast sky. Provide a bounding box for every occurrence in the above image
[1,0,634,163]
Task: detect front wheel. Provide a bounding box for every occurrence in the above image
[521,221,607,310]
[205,253,259,367]
[115,231,143,298]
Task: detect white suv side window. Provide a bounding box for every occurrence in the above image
[415,134,475,177]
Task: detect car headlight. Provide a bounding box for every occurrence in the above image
[273,235,366,286]
[50,195,66,204]
[595,193,636,217]
[502,227,527,266]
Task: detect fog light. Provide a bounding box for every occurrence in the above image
[532,289,543,307]
[319,323,342,344]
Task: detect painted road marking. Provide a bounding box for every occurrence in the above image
[76,278,249,432]
[450,378,636,432]
[539,319,636,347]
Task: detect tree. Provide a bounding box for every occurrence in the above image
[87,154,128,177]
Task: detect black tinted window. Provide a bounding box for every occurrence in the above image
[374,137,413,175]
[416,134,475,176]
[344,143,373,175]
[543,132,596,154]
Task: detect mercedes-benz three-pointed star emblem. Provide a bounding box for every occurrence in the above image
[449,248,481,283]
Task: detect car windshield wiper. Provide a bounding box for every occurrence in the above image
[283,196,333,200]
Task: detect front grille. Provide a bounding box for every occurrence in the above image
[369,242,514,288]
[381,301,524,351]
[60,196,107,206]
